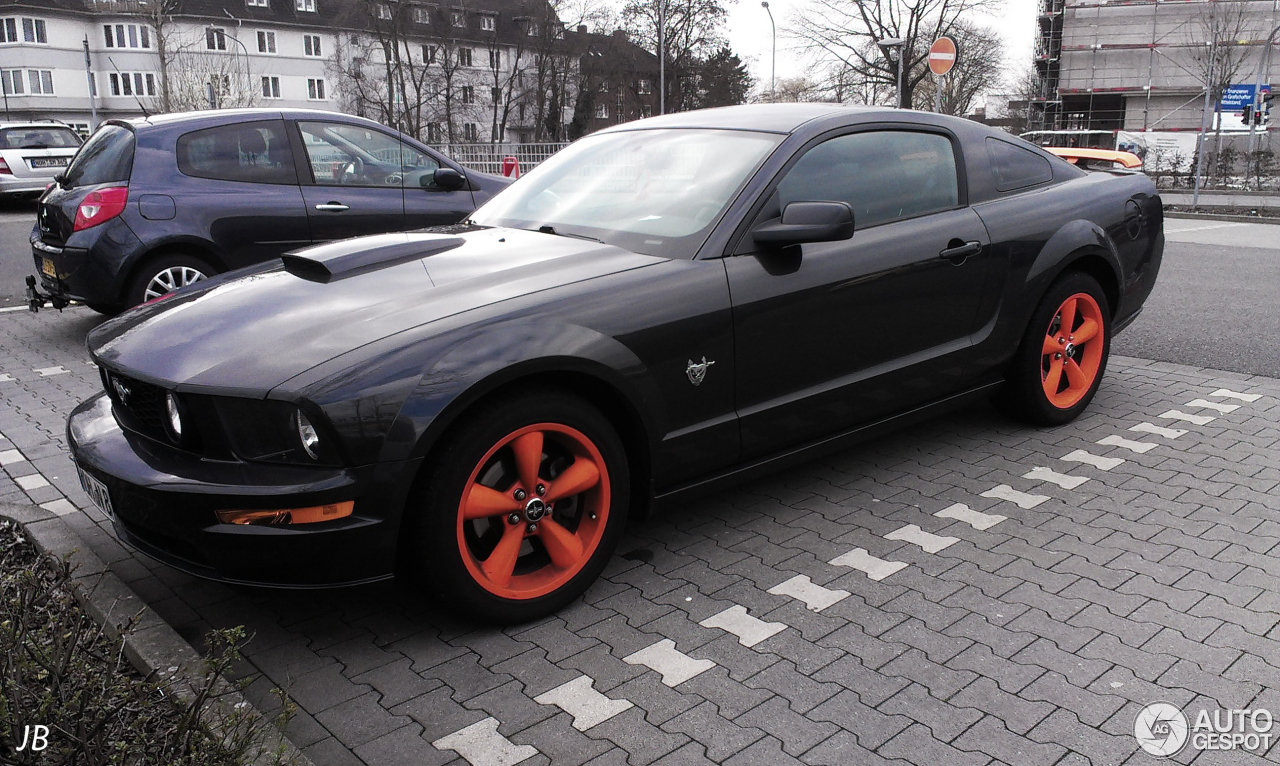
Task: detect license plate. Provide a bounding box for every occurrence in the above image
[77,466,114,519]
[29,157,68,169]
[41,257,56,277]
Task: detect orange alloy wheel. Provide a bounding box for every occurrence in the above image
[1041,292,1105,409]
[455,422,611,600]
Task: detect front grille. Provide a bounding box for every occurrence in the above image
[102,368,169,441]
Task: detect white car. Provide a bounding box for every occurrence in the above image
[0,123,82,199]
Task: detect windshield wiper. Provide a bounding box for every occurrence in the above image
[535,224,602,243]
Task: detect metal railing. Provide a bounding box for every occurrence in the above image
[429,142,568,175]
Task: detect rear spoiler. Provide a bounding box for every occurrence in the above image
[1045,147,1143,169]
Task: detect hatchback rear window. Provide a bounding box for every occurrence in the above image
[176,121,297,185]
[63,124,135,187]
[0,126,82,149]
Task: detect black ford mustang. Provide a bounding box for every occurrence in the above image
[69,104,1162,622]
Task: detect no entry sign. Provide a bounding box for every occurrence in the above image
[928,36,957,76]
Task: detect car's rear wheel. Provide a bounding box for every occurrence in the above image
[126,254,214,307]
[408,391,629,623]
[1005,271,1111,426]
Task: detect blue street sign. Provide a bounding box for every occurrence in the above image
[1220,83,1269,110]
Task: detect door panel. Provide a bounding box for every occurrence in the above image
[294,120,407,243]
[396,141,477,229]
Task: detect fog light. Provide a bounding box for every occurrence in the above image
[166,392,183,439]
[297,411,320,460]
[215,501,354,526]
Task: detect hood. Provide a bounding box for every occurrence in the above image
[88,227,661,394]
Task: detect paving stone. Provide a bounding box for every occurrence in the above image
[431,717,539,766]
[879,682,982,741]
[877,723,991,766]
[623,638,715,687]
[315,691,414,749]
[808,690,912,750]
[698,605,787,648]
[510,714,615,766]
[1019,672,1126,727]
[951,677,1053,735]
[980,484,1050,509]
[590,706,689,766]
[828,547,908,581]
[660,700,766,761]
[722,736,807,766]
[743,659,840,714]
[766,574,849,612]
[677,666,775,719]
[935,502,1006,530]
[735,696,838,757]
[952,714,1065,765]
[353,724,455,766]
[534,675,633,731]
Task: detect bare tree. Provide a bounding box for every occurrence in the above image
[787,0,997,108]
[621,0,729,111]
[1184,1,1259,186]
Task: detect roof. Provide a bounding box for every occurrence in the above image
[597,103,895,135]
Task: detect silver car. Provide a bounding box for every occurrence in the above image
[0,123,82,199]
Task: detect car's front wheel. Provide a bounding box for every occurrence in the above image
[127,254,214,307]
[1005,271,1111,426]
[408,391,629,623]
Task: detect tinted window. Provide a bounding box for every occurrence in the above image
[297,121,438,188]
[0,126,81,149]
[987,138,1053,192]
[177,121,297,185]
[63,124,134,187]
[778,131,959,229]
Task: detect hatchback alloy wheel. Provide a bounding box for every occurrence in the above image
[144,266,206,302]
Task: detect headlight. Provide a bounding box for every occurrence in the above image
[297,411,321,460]
[165,392,183,439]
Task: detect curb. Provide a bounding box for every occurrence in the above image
[0,502,314,766]
[1164,211,1280,224]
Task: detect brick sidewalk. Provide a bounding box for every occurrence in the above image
[2,306,1279,766]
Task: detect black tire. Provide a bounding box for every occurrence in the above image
[1003,271,1111,426]
[125,254,215,308]
[405,390,630,624]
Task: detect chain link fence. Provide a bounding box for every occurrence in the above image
[429,143,568,176]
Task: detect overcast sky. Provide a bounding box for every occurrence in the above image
[722,0,1036,101]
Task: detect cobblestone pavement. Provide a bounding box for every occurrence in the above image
[3,305,1280,766]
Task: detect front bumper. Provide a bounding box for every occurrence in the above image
[68,392,419,587]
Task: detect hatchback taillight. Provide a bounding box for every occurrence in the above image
[73,186,129,232]
[0,158,11,175]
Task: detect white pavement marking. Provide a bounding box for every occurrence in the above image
[935,503,1006,531]
[0,373,13,383]
[1208,388,1263,403]
[700,605,788,647]
[40,499,77,516]
[1061,450,1126,471]
[980,484,1051,509]
[1159,410,1216,426]
[768,574,850,612]
[0,305,30,313]
[1131,422,1187,439]
[33,366,69,377]
[1185,398,1240,414]
[1164,222,1243,234]
[1097,435,1158,454]
[884,524,960,553]
[1022,466,1090,489]
[829,548,909,581]
[0,449,25,466]
[534,675,633,731]
[431,718,538,766]
[16,474,49,491]
[623,639,715,687]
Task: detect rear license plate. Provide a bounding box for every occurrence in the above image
[29,157,68,169]
[77,466,113,519]
[41,257,56,277]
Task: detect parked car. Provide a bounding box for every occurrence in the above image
[68,104,1163,622]
[29,109,508,313]
[0,122,83,200]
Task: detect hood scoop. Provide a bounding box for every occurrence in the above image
[281,233,464,283]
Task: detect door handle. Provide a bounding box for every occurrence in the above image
[315,202,350,212]
[939,241,982,260]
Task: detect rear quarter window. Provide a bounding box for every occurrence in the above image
[987,137,1054,192]
[63,124,134,187]
[176,121,297,185]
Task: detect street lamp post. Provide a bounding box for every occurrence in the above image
[878,37,904,108]
[658,0,665,115]
[761,1,775,102]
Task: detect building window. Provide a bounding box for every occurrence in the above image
[641,104,652,118]
[206,27,227,50]
[526,21,539,36]
[598,80,608,93]
[422,44,436,63]
[451,11,464,26]
[412,5,430,24]
[595,103,608,119]
[257,30,276,53]
[490,86,501,102]
[480,14,495,31]
[303,34,321,56]
[261,75,281,98]
[88,72,96,96]
[488,49,500,68]
[427,122,442,142]
[459,85,474,104]
[107,71,156,97]
[463,122,478,141]
[1,17,46,44]
[307,77,326,100]
[638,79,651,95]
[374,3,392,20]
[296,0,316,11]
[246,0,270,7]
[209,74,231,99]
[457,47,472,67]
[1,70,23,94]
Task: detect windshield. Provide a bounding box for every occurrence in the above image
[470,128,782,258]
[0,126,82,149]
[63,124,134,188]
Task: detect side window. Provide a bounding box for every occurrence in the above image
[297,121,421,187]
[176,121,295,185]
[986,137,1053,192]
[777,130,959,229]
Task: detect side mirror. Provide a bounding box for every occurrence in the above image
[426,167,467,191]
[752,201,854,246]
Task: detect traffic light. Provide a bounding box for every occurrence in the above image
[1243,104,1253,124]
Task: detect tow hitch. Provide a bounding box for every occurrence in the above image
[26,275,70,312]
